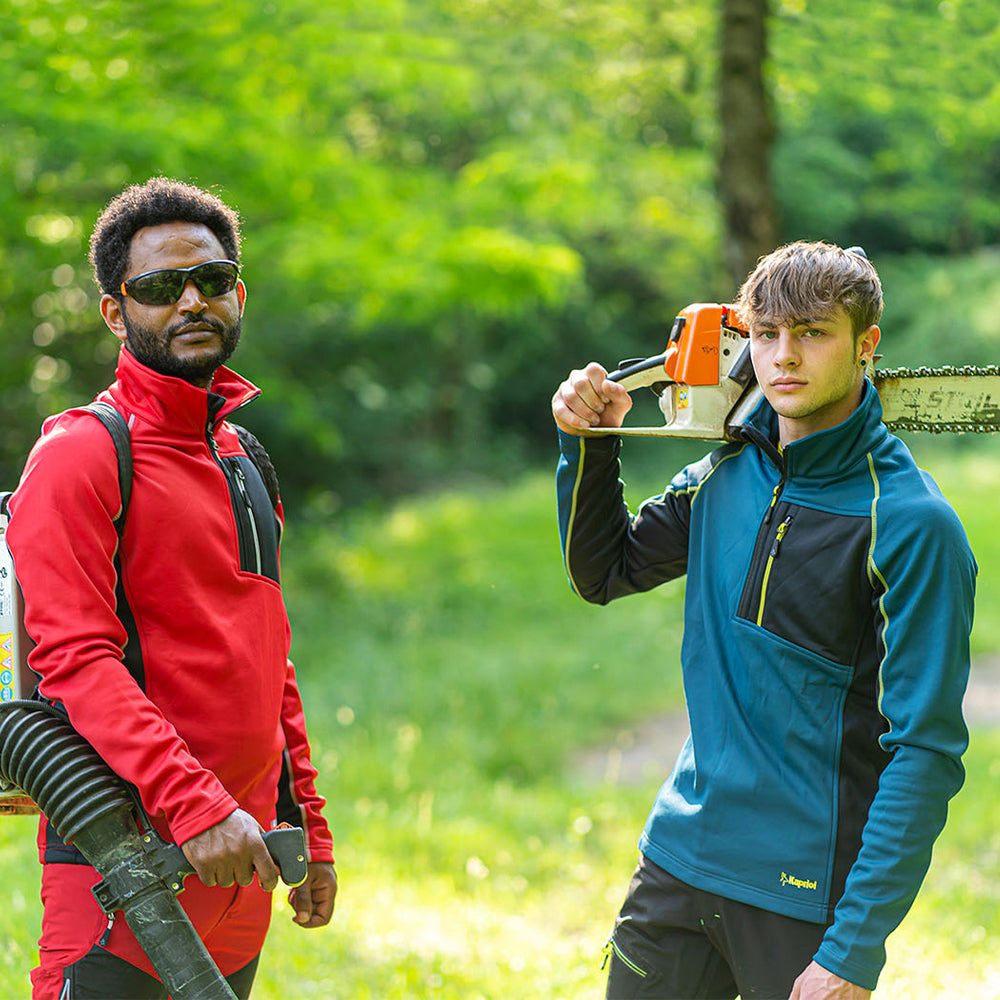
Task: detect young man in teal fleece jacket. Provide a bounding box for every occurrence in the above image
[552,242,975,999]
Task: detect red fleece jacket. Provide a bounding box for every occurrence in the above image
[8,347,333,862]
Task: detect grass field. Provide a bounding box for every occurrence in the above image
[1,442,999,998]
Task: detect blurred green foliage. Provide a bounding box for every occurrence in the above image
[771,0,1000,254]
[3,5,999,994]
[1,0,999,512]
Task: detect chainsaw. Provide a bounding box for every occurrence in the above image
[591,303,1000,440]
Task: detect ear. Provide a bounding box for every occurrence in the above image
[236,279,247,316]
[100,293,128,343]
[858,324,881,365]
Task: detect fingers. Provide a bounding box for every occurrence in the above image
[552,362,632,435]
[252,838,281,893]
[290,864,338,928]
[292,889,334,927]
[215,830,278,891]
[180,809,280,892]
[192,841,278,891]
[290,883,316,926]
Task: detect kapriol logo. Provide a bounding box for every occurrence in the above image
[780,871,818,891]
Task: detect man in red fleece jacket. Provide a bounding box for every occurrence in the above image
[8,178,337,999]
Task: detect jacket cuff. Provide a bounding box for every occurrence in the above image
[557,428,621,452]
[813,943,882,993]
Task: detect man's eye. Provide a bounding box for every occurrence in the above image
[804,328,825,338]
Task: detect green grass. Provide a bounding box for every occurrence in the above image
[282,468,687,795]
[2,443,999,998]
[875,729,1000,1000]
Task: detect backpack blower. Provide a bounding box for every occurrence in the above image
[0,699,306,1000]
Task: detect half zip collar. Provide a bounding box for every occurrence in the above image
[738,379,888,482]
[104,346,261,437]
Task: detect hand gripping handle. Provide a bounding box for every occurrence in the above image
[168,826,309,890]
[93,825,310,914]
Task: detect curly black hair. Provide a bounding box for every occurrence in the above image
[88,177,242,295]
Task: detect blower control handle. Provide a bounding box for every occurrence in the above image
[96,825,310,910]
[169,826,308,889]
[260,826,308,887]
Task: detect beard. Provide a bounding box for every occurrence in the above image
[121,307,241,385]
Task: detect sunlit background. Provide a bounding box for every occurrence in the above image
[1,1,998,996]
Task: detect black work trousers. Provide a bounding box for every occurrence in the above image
[605,855,830,1000]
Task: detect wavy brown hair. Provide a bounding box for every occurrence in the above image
[735,241,883,337]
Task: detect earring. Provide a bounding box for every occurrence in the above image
[859,358,868,368]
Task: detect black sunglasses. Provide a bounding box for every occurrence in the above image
[119,260,241,305]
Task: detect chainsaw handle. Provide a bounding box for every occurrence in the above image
[606,353,670,392]
[591,304,757,439]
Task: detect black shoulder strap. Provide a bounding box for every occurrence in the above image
[81,402,133,533]
[1,404,132,529]
[231,423,280,509]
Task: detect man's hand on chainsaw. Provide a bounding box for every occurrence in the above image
[552,362,632,436]
[180,808,281,892]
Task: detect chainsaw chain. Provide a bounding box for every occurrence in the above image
[873,364,1000,434]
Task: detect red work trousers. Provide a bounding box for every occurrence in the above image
[30,863,271,1000]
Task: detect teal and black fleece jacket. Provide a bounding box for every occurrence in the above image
[556,381,976,990]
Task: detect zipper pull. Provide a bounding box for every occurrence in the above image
[770,515,793,557]
[233,462,253,510]
[764,481,784,525]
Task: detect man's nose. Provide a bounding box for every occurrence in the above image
[773,330,800,366]
[177,279,208,312]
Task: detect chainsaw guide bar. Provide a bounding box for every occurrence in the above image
[873,366,1000,434]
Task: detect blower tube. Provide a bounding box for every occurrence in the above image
[0,700,237,1000]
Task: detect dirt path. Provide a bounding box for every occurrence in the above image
[572,656,1000,786]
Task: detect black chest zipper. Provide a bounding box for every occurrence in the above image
[756,513,794,625]
[232,460,263,571]
[207,429,262,575]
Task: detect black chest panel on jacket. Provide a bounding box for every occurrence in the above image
[736,500,875,668]
[229,452,281,584]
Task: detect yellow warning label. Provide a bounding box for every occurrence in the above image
[1,632,16,701]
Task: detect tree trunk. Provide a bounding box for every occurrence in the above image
[718,0,779,290]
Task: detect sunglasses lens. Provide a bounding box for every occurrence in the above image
[124,261,239,305]
[193,262,240,297]
[127,271,183,305]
